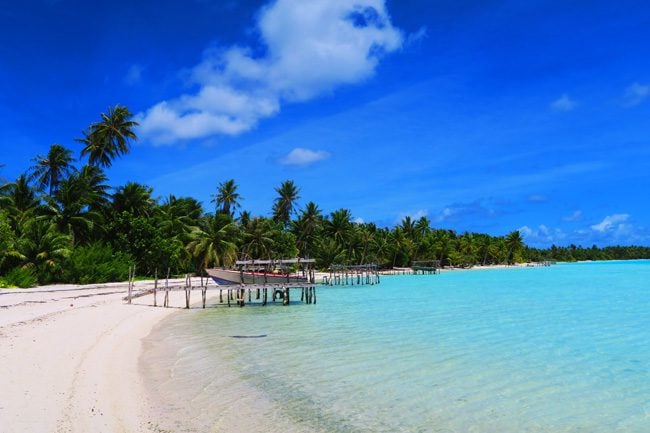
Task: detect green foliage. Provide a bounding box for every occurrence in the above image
[4,267,38,288]
[0,212,16,273]
[63,243,132,284]
[4,106,650,285]
[109,212,185,275]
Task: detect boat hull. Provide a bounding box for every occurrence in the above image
[205,268,309,285]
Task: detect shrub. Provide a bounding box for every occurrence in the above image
[63,243,133,284]
[4,267,38,288]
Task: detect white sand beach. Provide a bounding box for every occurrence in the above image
[0,279,205,433]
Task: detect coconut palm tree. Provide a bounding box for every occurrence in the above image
[44,174,102,246]
[28,144,75,196]
[78,164,111,212]
[324,208,353,246]
[211,179,242,216]
[292,201,322,257]
[314,238,346,269]
[505,230,524,264]
[242,217,277,259]
[187,214,239,269]
[156,195,195,241]
[1,175,41,231]
[14,218,71,282]
[272,180,300,226]
[79,105,138,168]
[112,182,155,217]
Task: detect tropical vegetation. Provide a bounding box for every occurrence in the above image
[1,105,649,287]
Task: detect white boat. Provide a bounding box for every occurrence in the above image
[206,258,315,285]
[205,268,310,285]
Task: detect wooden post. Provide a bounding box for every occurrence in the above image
[127,266,132,304]
[283,287,289,305]
[263,288,267,306]
[185,286,191,309]
[219,289,223,303]
[153,269,158,307]
[301,287,305,302]
[227,289,231,307]
[202,287,207,308]
[313,286,317,304]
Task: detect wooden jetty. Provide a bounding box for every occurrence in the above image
[382,260,441,275]
[124,267,317,309]
[411,260,441,275]
[322,264,380,286]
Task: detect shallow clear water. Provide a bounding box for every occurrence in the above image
[142,261,650,432]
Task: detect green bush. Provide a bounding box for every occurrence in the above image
[4,267,38,288]
[63,243,133,284]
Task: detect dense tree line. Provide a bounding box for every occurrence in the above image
[1,106,648,287]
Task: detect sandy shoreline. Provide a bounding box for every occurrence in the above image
[0,279,207,433]
[0,265,535,432]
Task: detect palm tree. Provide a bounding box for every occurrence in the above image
[78,164,111,212]
[211,179,242,216]
[314,238,346,269]
[44,174,102,245]
[79,105,138,168]
[187,214,239,269]
[1,175,41,231]
[242,217,277,259]
[14,218,71,282]
[505,230,524,264]
[112,182,155,217]
[272,180,300,226]
[156,195,195,241]
[292,201,322,257]
[28,144,75,196]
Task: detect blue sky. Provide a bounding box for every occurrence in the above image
[1,0,649,247]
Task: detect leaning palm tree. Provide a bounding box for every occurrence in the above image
[28,144,75,196]
[272,180,300,226]
[78,105,138,168]
[211,179,242,216]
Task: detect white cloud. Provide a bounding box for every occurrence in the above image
[137,0,404,145]
[124,64,144,85]
[622,82,650,107]
[396,209,428,224]
[279,147,331,166]
[551,94,577,111]
[518,224,566,246]
[563,210,583,222]
[405,26,427,45]
[353,217,365,224]
[528,194,547,203]
[590,213,630,233]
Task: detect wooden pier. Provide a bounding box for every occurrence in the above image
[125,268,317,309]
[322,264,380,286]
[411,260,441,275]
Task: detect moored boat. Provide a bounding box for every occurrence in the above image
[206,258,315,285]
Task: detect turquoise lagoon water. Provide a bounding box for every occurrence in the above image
[142,261,650,432]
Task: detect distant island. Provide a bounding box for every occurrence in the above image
[1,105,649,288]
